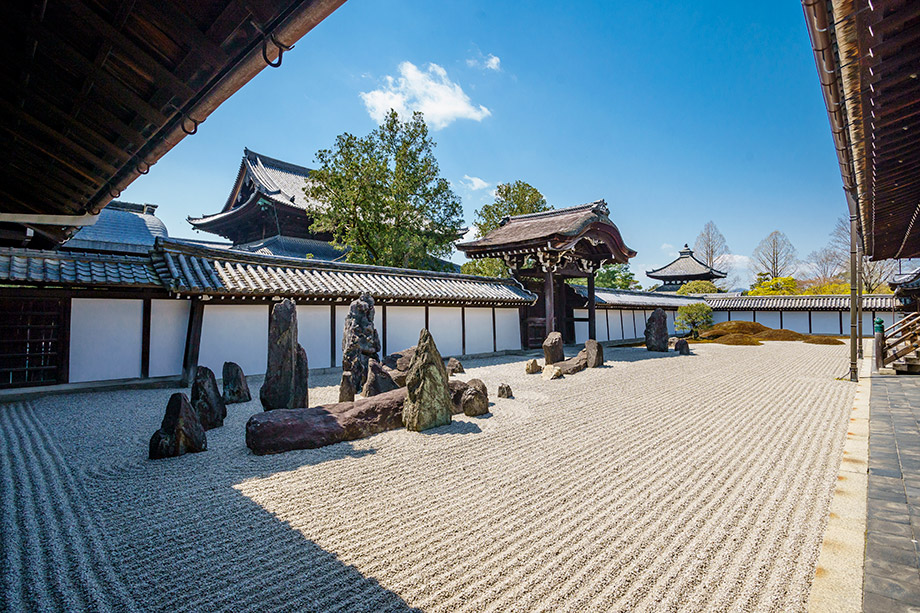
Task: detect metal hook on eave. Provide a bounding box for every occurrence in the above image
[181,115,199,135]
[137,160,150,175]
[262,34,293,68]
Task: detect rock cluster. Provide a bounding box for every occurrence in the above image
[340,293,381,402]
[260,299,309,410]
[644,308,669,352]
[497,383,513,398]
[191,366,226,430]
[362,359,399,397]
[222,361,251,404]
[542,332,564,365]
[402,329,453,432]
[149,393,207,459]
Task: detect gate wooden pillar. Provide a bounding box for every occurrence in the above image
[587,271,596,340]
[544,269,555,337]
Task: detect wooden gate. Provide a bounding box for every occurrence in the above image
[0,297,69,389]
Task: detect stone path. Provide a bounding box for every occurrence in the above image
[865,377,920,612]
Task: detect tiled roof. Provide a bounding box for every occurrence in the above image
[571,285,703,309]
[0,248,160,287]
[234,235,347,261]
[62,201,167,254]
[151,238,536,305]
[646,245,726,280]
[241,148,322,211]
[891,267,920,290]
[706,295,900,311]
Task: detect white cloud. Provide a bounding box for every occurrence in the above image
[360,62,491,130]
[462,175,489,191]
[467,53,501,71]
[660,243,674,251]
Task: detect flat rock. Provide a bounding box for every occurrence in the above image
[556,352,588,375]
[222,361,251,404]
[246,388,407,455]
[362,359,399,397]
[497,383,513,398]
[644,308,669,353]
[542,365,563,380]
[402,329,452,432]
[446,357,465,375]
[675,338,691,355]
[584,339,604,368]
[260,299,309,410]
[525,359,541,374]
[149,393,207,459]
[191,366,226,430]
[340,293,381,400]
[542,332,564,365]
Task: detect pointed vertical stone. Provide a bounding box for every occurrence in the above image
[260,299,309,410]
[191,366,226,429]
[402,329,452,432]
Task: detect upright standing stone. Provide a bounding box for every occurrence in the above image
[543,332,564,365]
[402,329,453,432]
[222,361,251,404]
[644,308,669,353]
[149,393,207,459]
[675,338,691,355]
[260,299,309,410]
[362,359,399,397]
[584,339,604,367]
[340,293,381,401]
[191,366,226,429]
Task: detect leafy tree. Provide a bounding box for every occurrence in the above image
[748,276,799,295]
[305,110,462,270]
[461,180,550,277]
[752,230,797,279]
[595,262,641,290]
[802,282,849,295]
[676,280,720,295]
[830,216,897,292]
[675,303,713,339]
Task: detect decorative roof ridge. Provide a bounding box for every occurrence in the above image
[243,147,314,177]
[569,283,705,300]
[0,246,152,263]
[498,200,606,226]
[155,237,529,286]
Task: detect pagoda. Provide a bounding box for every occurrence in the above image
[646,244,726,292]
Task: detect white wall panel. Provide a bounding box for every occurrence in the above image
[597,309,609,341]
[780,311,809,334]
[70,299,143,382]
[199,304,268,377]
[862,311,876,337]
[298,305,332,369]
[811,311,842,335]
[666,310,676,335]
[731,311,754,322]
[756,311,781,329]
[385,306,425,357]
[574,308,589,344]
[465,307,493,354]
[149,299,189,377]
[608,310,624,340]
[494,308,522,351]
[712,310,729,324]
[429,307,463,357]
[629,311,639,338]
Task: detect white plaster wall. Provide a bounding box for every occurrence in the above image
[494,308,522,351]
[666,310,676,335]
[756,311,781,329]
[70,299,143,383]
[873,311,896,330]
[334,305,349,366]
[811,311,842,335]
[712,310,729,324]
[149,299,189,377]
[574,308,589,345]
[629,311,640,338]
[780,311,809,334]
[731,311,755,322]
[608,310,624,340]
[862,311,877,337]
[199,304,268,377]
[465,307,493,354]
[429,307,463,357]
[597,309,609,341]
[384,306,426,357]
[298,305,332,369]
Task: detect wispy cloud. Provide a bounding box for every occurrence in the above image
[360,62,491,130]
[660,243,674,251]
[462,175,490,191]
[467,53,501,71]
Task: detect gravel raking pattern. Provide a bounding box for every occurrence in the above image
[4,342,853,612]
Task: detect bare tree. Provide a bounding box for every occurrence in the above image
[752,230,797,278]
[694,221,733,288]
[830,216,897,292]
[806,246,843,284]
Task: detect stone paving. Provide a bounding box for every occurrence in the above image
[866,376,920,612]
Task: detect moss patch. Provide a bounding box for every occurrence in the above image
[802,335,845,346]
[711,333,763,346]
[755,329,807,341]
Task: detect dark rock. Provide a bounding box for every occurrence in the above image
[675,338,691,355]
[461,387,489,417]
[644,308,669,353]
[446,357,465,375]
[340,293,381,401]
[556,352,588,375]
[222,361,251,404]
[339,371,356,402]
[525,359,541,374]
[362,359,399,397]
[542,331,564,365]
[149,393,207,459]
[466,378,488,400]
[382,346,415,387]
[191,366,226,430]
[584,339,604,368]
[246,388,408,455]
[260,299,309,410]
[448,380,470,414]
[402,329,452,432]
[497,383,513,398]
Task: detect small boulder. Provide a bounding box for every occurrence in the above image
[339,371,356,402]
[542,332,564,365]
[542,365,563,380]
[556,352,588,375]
[675,339,691,355]
[525,359,541,374]
[260,299,309,410]
[668,337,679,350]
[362,359,399,397]
[402,329,453,432]
[466,378,488,400]
[149,393,207,459]
[222,361,251,404]
[584,339,604,368]
[191,366,226,430]
[448,380,470,414]
[446,357,465,375]
[461,387,489,417]
[644,308,669,353]
[497,383,513,398]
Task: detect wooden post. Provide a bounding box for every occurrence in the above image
[857,239,864,357]
[330,304,336,368]
[544,269,555,337]
[461,306,467,355]
[141,297,151,378]
[492,307,497,352]
[847,189,859,382]
[381,304,387,356]
[181,297,204,387]
[587,271,596,340]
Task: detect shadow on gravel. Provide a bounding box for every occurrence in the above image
[420,420,483,436]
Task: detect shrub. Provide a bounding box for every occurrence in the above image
[677,280,720,295]
[700,320,769,338]
[675,303,714,338]
[711,333,762,346]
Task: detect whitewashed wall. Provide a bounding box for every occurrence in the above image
[755,311,781,329]
[712,310,729,324]
[385,306,426,357]
[428,307,463,357]
[149,299,189,377]
[597,309,610,341]
[494,308,522,351]
[811,312,841,335]
[667,311,676,335]
[199,304,268,377]
[781,311,809,333]
[298,305,332,369]
[710,309,904,336]
[731,311,755,322]
[465,307,494,354]
[70,299,143,383]
[334,305,348,366]
[608,310,624,340]
[574,308,588,344]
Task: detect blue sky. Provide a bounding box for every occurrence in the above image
[121,1,845,288]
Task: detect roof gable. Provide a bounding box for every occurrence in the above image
[646,245,726,281]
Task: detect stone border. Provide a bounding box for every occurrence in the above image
[807,356,870,612]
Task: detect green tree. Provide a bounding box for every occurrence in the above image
[676,280,720,295]
[305,110,462,270]
[461,180,550,277]
[595,263,641,290]
[675,303,714,339]
[748,276,799,295]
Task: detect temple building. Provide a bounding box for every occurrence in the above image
[646,244,726,292]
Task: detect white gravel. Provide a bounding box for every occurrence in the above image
[1,342,854,612]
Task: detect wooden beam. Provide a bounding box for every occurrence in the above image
[492,307,497,352]
[141,297,151,378]
[544,269,554,337]
[587,271,596,340]
[180,297,204,386]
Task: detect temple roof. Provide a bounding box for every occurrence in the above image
[706,294,899,311]
[62,201,167,255]
[646,245,727,281]
[570,285,703,310]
